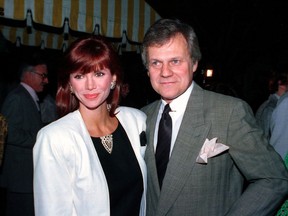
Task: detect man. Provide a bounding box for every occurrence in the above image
[255,71,288,139]
[270,91,288,159]
[0,54,48,216]
[270,91,288,216]
[141,18,288,216]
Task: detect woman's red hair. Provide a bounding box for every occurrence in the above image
[56,36,123,118]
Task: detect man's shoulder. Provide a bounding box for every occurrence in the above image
[4,85,28,99]
[141,100,160,115]
[277,92,288,104]
[39,111,80,135]
[203,88,242,104]
[275,93,288,112]
[1,85,26,108]
[201,89,254,117]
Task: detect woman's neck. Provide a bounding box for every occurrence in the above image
[79,104,118,137]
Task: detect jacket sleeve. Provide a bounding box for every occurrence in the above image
[33,126,74,216]
[225,99,288,216]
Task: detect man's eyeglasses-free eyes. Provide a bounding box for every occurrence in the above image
[31,71,48,79]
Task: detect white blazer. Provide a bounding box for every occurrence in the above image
[33,107,147,216]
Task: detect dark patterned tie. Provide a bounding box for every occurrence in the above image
[155,104,172,189]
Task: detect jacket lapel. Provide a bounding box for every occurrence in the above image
[157,84,211,215]
[145,101,162,197]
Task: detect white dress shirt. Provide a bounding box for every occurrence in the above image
[154,82,194,156]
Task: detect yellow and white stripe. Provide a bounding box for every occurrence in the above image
[0,0,161,50]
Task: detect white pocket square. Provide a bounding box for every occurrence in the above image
[196,138,229,164]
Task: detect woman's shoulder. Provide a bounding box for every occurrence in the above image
[40,110,82,134]
[116,106,146,133]
[116,106,146,119]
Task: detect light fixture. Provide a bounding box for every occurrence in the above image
[206,69,213,77]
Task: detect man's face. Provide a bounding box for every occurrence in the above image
[147,34,198,103]
[28,64,49,92]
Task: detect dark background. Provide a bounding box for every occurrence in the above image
[1,0,288,112]
[145,0,288,111]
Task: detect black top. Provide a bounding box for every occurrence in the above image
[92,123,143,216]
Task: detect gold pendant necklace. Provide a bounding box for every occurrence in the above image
[100,134,113,154]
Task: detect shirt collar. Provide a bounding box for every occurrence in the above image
[160,81,194,113]
[21,82,39,102]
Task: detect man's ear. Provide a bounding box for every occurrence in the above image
[147,71,150,77]
[192,61,198,73]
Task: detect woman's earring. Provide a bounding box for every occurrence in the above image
[69,85,74,94]
[107,104,111,112]
[110,81,116,90]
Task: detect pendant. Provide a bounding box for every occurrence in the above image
[100,134,113,154]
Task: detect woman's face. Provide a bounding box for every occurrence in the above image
[69,68,116,111]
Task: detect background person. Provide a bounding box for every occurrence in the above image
[0,54,48,216]
[141,18,288,216]
[255,71,288,138]
[33,36,147,216]
[270,91,288,159]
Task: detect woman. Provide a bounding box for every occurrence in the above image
[33,36,147,216]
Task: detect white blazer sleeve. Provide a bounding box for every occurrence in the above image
[33,126,75,216]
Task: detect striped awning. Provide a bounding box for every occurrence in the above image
[0,0,161,51]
